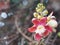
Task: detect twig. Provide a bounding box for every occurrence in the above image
[5,35,18,45]
[45,33,52,45]
[15,16,34,42]
[51,35,57,45]
[0,34,19,41]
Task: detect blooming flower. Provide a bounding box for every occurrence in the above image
[28,3,58,41]
[28,17,53,41]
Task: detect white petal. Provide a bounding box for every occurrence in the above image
[48,12,53,18]
[47,20,58,28]
[35,27,46,35]
[51,16,56,19]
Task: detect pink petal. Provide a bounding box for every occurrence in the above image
[34,33,42,41]
[48,11,53,17]
[42,30,49,37]
[45,25,53,32]
[28,25,36,33]
[32,18,39,25]
[39,17,47,25]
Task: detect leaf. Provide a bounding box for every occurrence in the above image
[57,32,60,37]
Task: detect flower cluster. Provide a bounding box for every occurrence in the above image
[28,3,58,41]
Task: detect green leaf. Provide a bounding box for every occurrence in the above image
[57,32,60,37]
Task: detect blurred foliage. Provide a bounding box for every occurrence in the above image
[10,0,21,4]
[57,32,60,37]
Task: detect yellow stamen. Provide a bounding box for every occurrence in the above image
[37,25,44,29]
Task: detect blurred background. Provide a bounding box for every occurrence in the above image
[0,0,60,45]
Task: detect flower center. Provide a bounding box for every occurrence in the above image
[35,25,46,34]
[37,25,44,29]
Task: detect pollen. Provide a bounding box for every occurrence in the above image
[37,25,44,29]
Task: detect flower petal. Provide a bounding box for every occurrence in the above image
[32,18,39,25]
[47,20,58,28]
[34,33,42,41]
[39,17,47,25]
[42,30,49,37]
[45,25,53,32]
[35,25,46,34]
[28,25,36,33]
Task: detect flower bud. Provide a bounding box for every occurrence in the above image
[36,9,42,13]
[42,9,48,16]
[33,12,39,17]
[37,3,43,7]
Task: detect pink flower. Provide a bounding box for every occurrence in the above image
[28,17,53,41]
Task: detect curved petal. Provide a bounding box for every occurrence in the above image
[32,18,39,25]
[39,17,47,25]
[42,30,49,37]
[34,33,42,41]
[45,25,53,32]
[28,25,36,33]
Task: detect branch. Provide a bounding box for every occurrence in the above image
[45,33,52,45]
[14,16,34,42]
